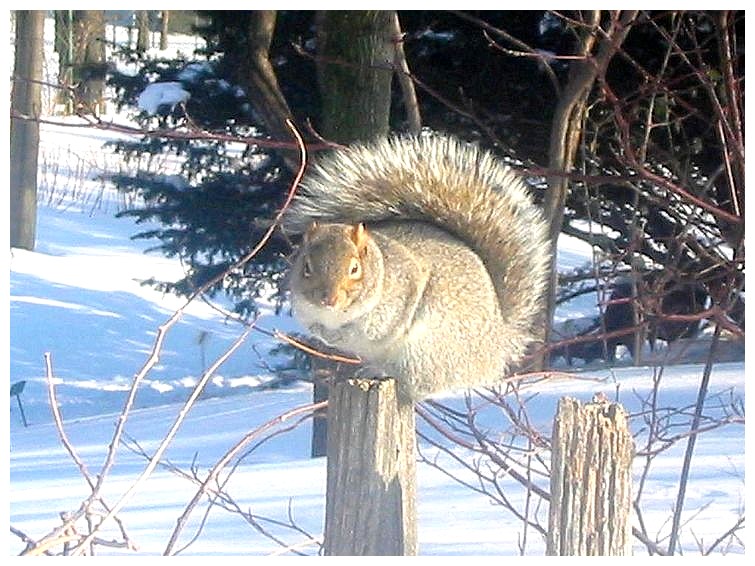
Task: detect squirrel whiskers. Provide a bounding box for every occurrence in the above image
[284,134,550,402]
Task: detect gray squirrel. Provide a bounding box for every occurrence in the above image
[283,134,550,402]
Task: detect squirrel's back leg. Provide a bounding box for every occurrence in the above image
[394,314,506,401]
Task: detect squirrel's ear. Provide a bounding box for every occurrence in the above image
[351,223,369,249]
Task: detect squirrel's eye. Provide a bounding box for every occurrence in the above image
[303,259,312,278]
[349,258,362,279]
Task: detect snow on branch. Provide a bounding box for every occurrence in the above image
[137,82,191,116]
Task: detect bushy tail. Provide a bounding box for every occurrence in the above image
[284,134,551,365]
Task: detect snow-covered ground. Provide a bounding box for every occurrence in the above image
[7,16,746,555]
[7,119,746,557]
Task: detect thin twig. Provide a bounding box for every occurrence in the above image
[632,526,669,556]
[44,353,97,489]
[666,324,723,554]
[10,110,334,153]
[703,515,744,556]
[20,355,134,555]
[163,400,327,555]
[11,526,53,556]
[70,325,255,555]
[449,10,561,97]
[416,403,551,501]
[65,118,306,554]
[271,329,361,364]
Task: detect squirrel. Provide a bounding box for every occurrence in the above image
[283,134,550,402]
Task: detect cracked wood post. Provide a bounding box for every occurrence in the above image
[323,377,417,556]
[547,396,634,555]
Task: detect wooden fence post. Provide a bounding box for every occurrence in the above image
[547,396,634,556]
[323,377,417,556]
[309,343,356,458]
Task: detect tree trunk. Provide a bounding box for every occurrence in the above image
[314,10,416,556]
[547,396,634,555]
[238,11,300,172]
[10,10,45,251]
[315,10,394,143]
[539,11,600,368]
[160,11,169,50]
[54,10,74,113]
[71,10,106,114]
[539,11,638,366]
[136,10,150,54]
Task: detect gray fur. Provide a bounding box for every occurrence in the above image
[284,134,550,401]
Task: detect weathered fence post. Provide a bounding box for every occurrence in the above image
[323,377,417,555]
[547,396,634,556]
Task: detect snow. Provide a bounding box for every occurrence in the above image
[6,24,747,554]
[137,82,191,116]
[176,61,213,83]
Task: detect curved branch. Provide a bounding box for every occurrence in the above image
[391,13,422,132]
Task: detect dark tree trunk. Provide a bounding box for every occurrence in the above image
[10,10,45,251]
[160,11,169,51]
[315,10,394,144]
[238,11,299,171]
[71,10,106,114]
[54,10,74,112]
[314,10,417,556]
[136,10,150,54]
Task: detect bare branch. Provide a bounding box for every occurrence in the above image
[70,324,255,555]
[45,353,97,489]
[164,399,327,555]
[666,324,723,554]
[703,515,745,556]
[391,13,422,132]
